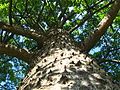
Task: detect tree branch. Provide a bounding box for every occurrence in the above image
[0,42,32,64]
[2,0,14,44]
[98,59,120,64]
[9,0,12,25]
[80,0,120,53]
[0,22,45,47]
[69,1,114,33]
[86,0,104,10]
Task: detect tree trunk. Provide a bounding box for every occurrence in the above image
[18,30,119,90]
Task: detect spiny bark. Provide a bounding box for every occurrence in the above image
[18,31,119,90]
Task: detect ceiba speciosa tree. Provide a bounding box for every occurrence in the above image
[0,0,120,90]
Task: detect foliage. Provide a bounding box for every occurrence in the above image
[0,55,28,90]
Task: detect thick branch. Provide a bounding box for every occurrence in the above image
[81,0,120,52]
[0,22,45,47]
[0,43,32,64]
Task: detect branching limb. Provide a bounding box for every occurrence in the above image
[98,59,120,64]
[0,22,45,47]
[0,42,32,64]
[80,0,120,53]
[69,1,114,33]
[3,0,14,44]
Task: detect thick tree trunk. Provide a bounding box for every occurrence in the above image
[18,30,119,90]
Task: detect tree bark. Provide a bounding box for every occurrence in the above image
[18,30,119,90]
